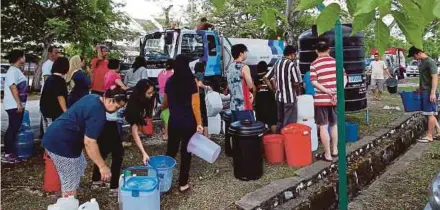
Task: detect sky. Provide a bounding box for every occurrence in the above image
[116,0,189,20]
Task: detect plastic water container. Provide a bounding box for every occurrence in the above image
[148,155,176,192]
[346,122,359,142]
[120,166,160,210]
[208,114,221,134]
[281,124,312,167]
[262,134,285,164]
[78,198,99,210]
[297,95,314,120]
[187,133,221,163]
[23,110,31,127]
[47,196,79,210]
[399,91,422,112]
[297,119,318,152]
[16,126,34,159]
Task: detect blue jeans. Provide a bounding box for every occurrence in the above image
[231,110,255,123]
[5,109,24,154]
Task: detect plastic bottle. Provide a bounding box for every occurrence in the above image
[47,196,79,210]
[78,198,99,210]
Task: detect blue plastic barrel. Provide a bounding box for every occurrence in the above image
[345,122,359,142]
[148,155,176,192]
[399,91,421,112]
[16,127,34,159]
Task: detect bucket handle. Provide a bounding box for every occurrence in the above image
[122,166,158,188]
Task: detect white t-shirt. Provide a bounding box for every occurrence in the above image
[369,60,387,79]
[3,66,28,110]
[41,59,54,89]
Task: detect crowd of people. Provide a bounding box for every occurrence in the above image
[1,36,438,198]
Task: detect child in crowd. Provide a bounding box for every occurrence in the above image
[158,59,174,140]
[104,59,128,91]
[254,61,277,133]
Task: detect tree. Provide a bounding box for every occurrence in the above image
[208,0,315,40]
[212,0,440,56]
[1,0,136,91]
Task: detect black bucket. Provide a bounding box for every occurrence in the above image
[386,78,398,94]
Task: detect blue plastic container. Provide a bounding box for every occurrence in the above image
[22,110,31,127]
[345,122,359,142]
[16,126,34,159]
[399,91,421,112]
[148,155,176,192]
[120,166,160,210]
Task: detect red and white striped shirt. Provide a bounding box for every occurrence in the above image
[310,56,345,107]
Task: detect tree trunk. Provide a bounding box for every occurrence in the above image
[285,0,296,46]
[31,42,50,92]
[163,5,173,27]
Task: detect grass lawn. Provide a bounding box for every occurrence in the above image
[0,82,419,210]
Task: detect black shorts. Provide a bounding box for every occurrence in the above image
[315,106,337,126]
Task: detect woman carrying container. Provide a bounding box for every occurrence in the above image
[42,88,127,197]
[161,55,203,192]
[66,55,91,107]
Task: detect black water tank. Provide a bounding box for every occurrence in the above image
[298,25,367,112]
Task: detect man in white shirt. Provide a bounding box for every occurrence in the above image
[368,53,391,101]
[40,46,59,138]
[41,46,59,90]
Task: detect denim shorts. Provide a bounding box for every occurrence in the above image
[421,93,438,116]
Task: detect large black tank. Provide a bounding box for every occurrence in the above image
[298,25,367,112]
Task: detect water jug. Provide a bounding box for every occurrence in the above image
[120,166,160,210]
[297,119,318,151]
[47,196,79,210]
[297,95,314,120]
[16,126,34,159]
[208,114,221,134]
[78,198,99,210]
[187,133,221,163]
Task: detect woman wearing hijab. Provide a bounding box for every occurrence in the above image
[67,55,91,107]
[161,54,203,192]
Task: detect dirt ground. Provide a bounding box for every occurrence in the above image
[1,80,419,210]
[348,141,440,210]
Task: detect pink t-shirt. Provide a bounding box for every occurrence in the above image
[104,71,121,91]
[158,70,173,96]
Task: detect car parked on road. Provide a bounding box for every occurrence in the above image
[1,63,11,98]
[406,60,419,77]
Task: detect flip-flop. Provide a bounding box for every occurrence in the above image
[418,138,433,143]
[178,185,191,193]
[434,136,440,141]
[331,153,338,158]
[315,153,333,162]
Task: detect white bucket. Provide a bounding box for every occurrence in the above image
[187,133,221,163]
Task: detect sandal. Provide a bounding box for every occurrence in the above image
[315,153,333,162]
[418,137,433,143]
[331,153,338,158]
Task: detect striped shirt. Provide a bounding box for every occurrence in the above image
[310,56,345,107]
[265,58,302,104]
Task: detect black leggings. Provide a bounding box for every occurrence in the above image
[166,125,196,187]
[92,121,124,189]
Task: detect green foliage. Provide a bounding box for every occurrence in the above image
[295,0,323,11]
[374,19,390,56]
[316,3,341,35]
